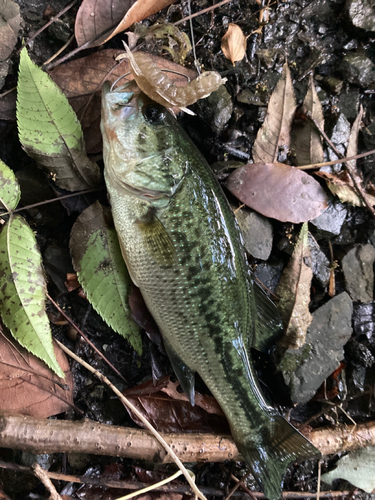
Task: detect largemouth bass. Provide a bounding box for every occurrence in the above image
[101,83,320,500]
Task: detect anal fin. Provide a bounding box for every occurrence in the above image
[163,338,195,405]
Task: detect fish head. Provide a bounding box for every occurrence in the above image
[101,82,188,208]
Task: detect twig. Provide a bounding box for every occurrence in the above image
[47,294,128,384]
[54,341,207,500]
[32,463,62,500]
[0,460,351,499]
[25,0,77,49]
[0,187,101,217]
[174,0,233,25]
[306,111,375,218]
[43,34,75,66]
[1,413,375,462]
[296,148,375,170]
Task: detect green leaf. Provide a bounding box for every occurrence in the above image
[70,201,142,355]
[322,446,375,493]
[16,47,101,192]
[0,216,64,378]
[0,159,20,211]
[276,223,313,349]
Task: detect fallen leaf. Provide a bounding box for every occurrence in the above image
[276,223,313,349]
[70,201,142,355]
[75,0,176,47]
[0,0,22,61]
[0,331,73,417]
[292,74,324,166]
[321,446,375,493]
[0,92,16,121]
[0,216,65,378]
[0,159,20,211]
[123,376,229,434]
[49,49,196,153]
[17,48,100,192]
[253,63,297,163]
[221,23,247,66]
[104,0,177,45]
[225,162,328,223]
[316,106,375,206]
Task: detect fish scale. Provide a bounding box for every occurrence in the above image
[101,84,320,500]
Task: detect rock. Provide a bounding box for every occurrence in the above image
[338,89,360,121]
[234,207,273,260]
[339,52,375,88]
[237,89,267,106]
[310,200,347,237]
[199,85,233,134]
[278,292,353,404]
[345,338,374,368]
[327,113,351,170]
[253,260,283,293]
[347,0,375,32]
[308,234,330,286]
[353,302,375,340]
[342,244,375,302]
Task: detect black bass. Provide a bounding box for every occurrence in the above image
[101,83,320,500]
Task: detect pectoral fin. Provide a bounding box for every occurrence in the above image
[163,338,195,405]
[251,278,283,353]
[136,209,177,267]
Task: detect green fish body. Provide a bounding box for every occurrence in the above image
[101,84,320,500]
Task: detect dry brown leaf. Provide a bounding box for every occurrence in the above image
[123,44,226,114]
[253,63,297,163]
[292,74,324,166]
[104,0,177,44]
[74,0,176,47]
[49,49,196,153]
[316,106,375,207]
[0,333,73,417]
[123,376,228,434]
[225,162,328,223]
[75,0,135,47]
[221,23,247,66]
[276,223,313,349]
[0,0,22,61]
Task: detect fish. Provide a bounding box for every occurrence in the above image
[100,82,320,500]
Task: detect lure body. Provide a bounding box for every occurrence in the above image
[101,85,319,500]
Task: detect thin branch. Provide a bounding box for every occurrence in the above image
[1,413,375,462]
[54,340,207,500]
[306,111,375,218]
[0,460,351,498]
[47,294,128,385]
[25,0,77,49]
[32,463,62,500]
[296,148,375,170]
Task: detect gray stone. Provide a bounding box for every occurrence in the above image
[342,244,375,303]
[200,85,233,134]
[253,261,284,293]
[278,292,353,404]
[327,113,351,170]
[338,89,360,121]
[339,52,375,88]
[311,200,347,237]
[347,0,375,32]
[235,207,273,260]
[308,234,330,286]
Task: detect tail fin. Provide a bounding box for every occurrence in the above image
[235,415,320,500]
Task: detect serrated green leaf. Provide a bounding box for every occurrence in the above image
[0,216,64,378]
[0,159,20,210]
[276,223,313,349]
[322,446,375,493]
[16,47,101,192]
[70,201,142,355]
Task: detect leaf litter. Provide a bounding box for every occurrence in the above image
[2,1,375,498]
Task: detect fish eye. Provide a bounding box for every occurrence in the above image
[142,103,166,125]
